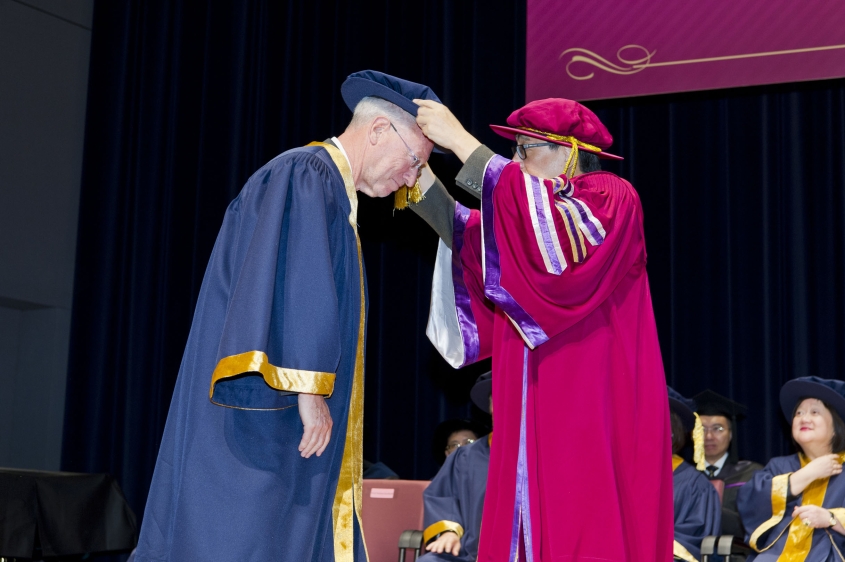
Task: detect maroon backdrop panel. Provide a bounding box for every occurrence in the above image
[526,0,845,101]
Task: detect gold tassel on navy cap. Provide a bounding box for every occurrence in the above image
[693,412,706,470]
[394,179,424,210]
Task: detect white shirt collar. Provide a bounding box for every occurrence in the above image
[706,452,730,476]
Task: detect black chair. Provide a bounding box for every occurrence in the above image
[701,534,753,562]
[397,530,425,562]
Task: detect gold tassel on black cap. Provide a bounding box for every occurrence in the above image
[394,179,424,210]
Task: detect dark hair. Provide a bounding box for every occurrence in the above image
[670,411,687,454]
[578,150,602,173]
[791,397,845,453]
[443,420,480,445]
[547,144,601,173]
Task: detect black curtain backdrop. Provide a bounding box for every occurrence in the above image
[62,0,845,535]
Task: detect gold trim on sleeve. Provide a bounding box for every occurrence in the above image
[308,142,369,562]
[672,540,698,562]
[423,520,465,544]
[209,350,335,407]
[748,472,791,551]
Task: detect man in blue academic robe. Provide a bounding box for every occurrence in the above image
[132,71,441,562]
[673,460,722,561]
[668,387,722,561]
[420,372,492,562]
[431,418,486,467]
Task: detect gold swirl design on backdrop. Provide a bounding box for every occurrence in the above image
[560,43,845,80]
[559,45,655,80]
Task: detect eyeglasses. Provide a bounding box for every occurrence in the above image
[444,438,475,454]
[390,122,423,172]
[702,425,727,435]
[511,141,557,160]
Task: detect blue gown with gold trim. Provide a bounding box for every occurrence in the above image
[419,436,490,562]
[737,454,845,561]
[133,144,367,562]
[674,459,721,561]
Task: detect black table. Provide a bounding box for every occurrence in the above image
[0,468,136,560]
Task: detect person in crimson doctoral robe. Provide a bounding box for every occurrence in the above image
[737,377,845,561]
[420,372,493,562]
[668,387,722,561]
[131,71,441,562]
[409,98,674,561]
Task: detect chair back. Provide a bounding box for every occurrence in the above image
[361,479,430,562]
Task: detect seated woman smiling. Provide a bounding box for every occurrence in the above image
[738,377,845,561]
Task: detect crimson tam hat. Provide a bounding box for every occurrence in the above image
[490,98,622,161]
[780,376,845,422]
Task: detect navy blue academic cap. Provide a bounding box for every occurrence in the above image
[667,386,697,432]
[341,70,445,153]
[470,371,492,414]
[341,70,441,116]
[780,376,845,422]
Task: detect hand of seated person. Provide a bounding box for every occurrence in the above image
[803,454,843,481]
[426,531,461,556]
[793,505,837,529]
[789,454,842,495]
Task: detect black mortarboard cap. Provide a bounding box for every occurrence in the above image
[694,390,748,419]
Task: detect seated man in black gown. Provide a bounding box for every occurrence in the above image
[694,389,763,537]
